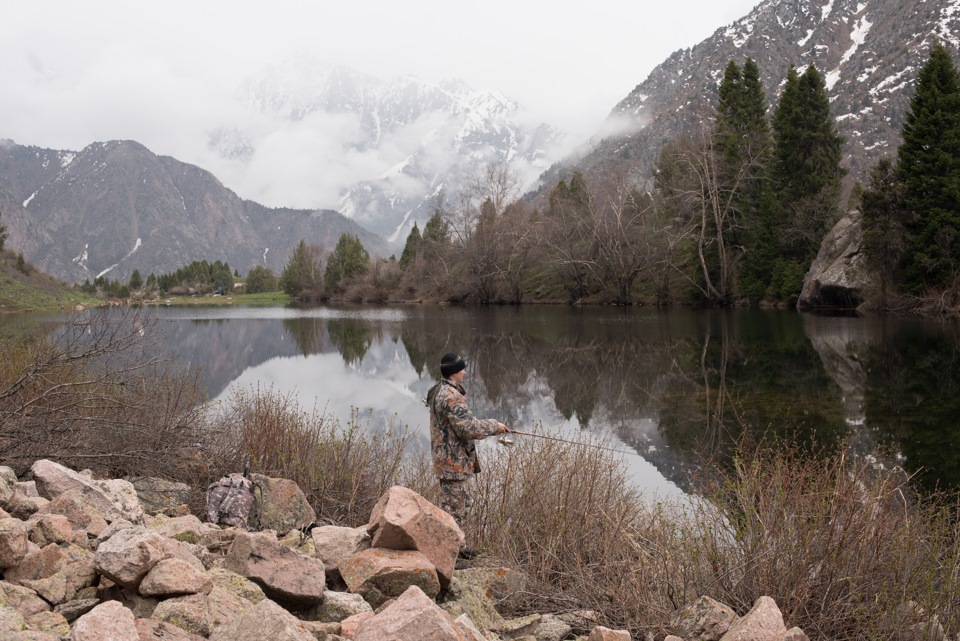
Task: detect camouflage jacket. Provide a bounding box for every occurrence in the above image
[427,378,502,481]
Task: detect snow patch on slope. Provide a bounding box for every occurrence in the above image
[826,13,873,90]
[96,238,142,279]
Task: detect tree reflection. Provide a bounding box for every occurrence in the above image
[864,326,960,494]
[282,318,326,356]
[327,319,373,366]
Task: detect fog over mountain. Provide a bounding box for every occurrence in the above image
[220,54,567,241]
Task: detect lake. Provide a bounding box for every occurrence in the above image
[10,304,960,499]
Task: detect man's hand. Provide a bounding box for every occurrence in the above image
[496,422,511,435]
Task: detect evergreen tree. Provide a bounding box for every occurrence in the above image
[422,210,450,246]
[898,41,960,292]
[745,64,844,301]
[324,234,370,292]
[860,157,906,298]
[280,239,322,297]
[0,210,6,253]
[128,269,143,290]
[399,222,422,269]
[713,57,771,300]
[245,265,277,294]
[16,253,26,274]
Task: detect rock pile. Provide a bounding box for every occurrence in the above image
[0,459,814,641]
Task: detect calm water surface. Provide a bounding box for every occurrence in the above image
[12,304,960,499]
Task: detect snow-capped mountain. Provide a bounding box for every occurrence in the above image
[231,54,567,241]
[565,0,960,192]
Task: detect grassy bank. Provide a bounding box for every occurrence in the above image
[0,255,98,313]
[0,308,957,640]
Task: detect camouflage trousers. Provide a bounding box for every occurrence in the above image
[438,479,473,526]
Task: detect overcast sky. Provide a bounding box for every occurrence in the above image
[1,0,759,209]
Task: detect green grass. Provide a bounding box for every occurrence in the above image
[0,258,99,313]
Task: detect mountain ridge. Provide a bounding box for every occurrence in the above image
[0,138,389,284]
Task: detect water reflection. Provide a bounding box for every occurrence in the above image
[9,305,960,497]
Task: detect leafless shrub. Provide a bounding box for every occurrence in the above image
[0,308,208,479]
[680,441,960,640]
[205,386,427,525]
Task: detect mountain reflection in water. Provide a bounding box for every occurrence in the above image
[18,305,960,499]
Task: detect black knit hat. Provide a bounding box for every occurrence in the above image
[440,352,466,378]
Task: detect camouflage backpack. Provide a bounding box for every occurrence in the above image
[205,473,255,529]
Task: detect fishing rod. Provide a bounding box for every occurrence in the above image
[500,429,634,455]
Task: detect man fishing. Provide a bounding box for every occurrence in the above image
[426,352,510,538]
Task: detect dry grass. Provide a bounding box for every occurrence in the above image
[4,312,960,640]
[204,386,429,525]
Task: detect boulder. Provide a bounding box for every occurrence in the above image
[31,460,143,524]
[783,627,810,641]
[206,586,254,630]
[440,573,505,633]
[719,596,787,641]
[248,474,316,536]
[536,614,573,641]
[146,514,211,545]
[70,600,139,641]
[311,525,371,577]
[304,590,372,623]
[134,618,208,641]
[500,614,541,638]
[366,486,463,588]
[222,531,325,608]
[671,595,737,641]
[139,558,214,597]
[340,547,440,609]
[93,526,202,590]
[354,585,468,641]
[36,490,109,537]
[26,514,74,548]
[25,609,70,637]
[0,605,27,635]
[53,598,99,622]
[128,477,193,515]
[799,209,877,311]
[341,611,374,638]
[14,482,39,498]
[0,467,17,486]
[4,543,97,606]
[151,593,212,638]
[5,488,48,521]
[0,475,13,507]
[453,614,488,641]
[206,568,266,605]
[209,598,315,641]
[587,627,631,641]
[0,517,29,568]
[0,580,51,618]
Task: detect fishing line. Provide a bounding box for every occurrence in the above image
[500,429,636,455]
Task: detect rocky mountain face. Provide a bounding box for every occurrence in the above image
[564,0,960,191]
[233,56,566,241]
[0,139,388,284]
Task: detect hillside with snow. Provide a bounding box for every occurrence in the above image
[227,55,567,242]
[561,0,960,192]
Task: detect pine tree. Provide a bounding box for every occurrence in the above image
[280,240,322,297]
[746,64,844,301]
[399,222,422,269]
[713,57,771,299]
[324,234,370,292]
[898,41,960,292]
[860,157,906,298]
[128,269,143,290]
